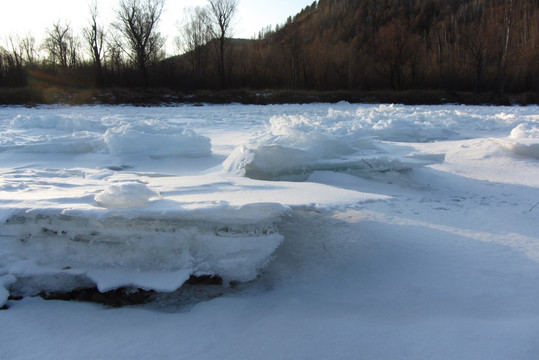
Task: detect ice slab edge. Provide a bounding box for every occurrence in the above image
[1,204,286,301]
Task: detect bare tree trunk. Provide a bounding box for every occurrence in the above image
[499,0,514,94]
[207,0,238,88]
[84,1,105,88]
[180,6,210,80]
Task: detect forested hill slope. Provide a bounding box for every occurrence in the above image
[216,0,537,93]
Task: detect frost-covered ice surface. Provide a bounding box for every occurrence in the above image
[1,103,539,359]
[0,105,386,295]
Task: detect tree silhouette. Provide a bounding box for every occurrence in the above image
[206,0,238,88]
[44,21,79,69]
[180,6,210,80]
[115,0,165,87]
[83,1,106,87]
[374,21,419,90]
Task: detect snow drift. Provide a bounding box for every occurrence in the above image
[495,123,539,159]
[94,182,161,209]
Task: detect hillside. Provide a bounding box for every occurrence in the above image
[216,0,538,93]
[1,0,538,101]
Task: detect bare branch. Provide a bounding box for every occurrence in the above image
[206,0,238,87]
[114,0,166,86]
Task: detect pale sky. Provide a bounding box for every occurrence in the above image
[0,0,314,53]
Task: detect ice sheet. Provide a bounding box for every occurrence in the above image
[1,103,538,306]
[1,103,539,360]
[0,150,385,298]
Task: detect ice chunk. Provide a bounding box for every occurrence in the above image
[266,115,356,156]
[509,123,539,140]
[0,166,385,296]
[0,274,16,307]
[224,112,446,180]
[1,113,211,157]
[95,182,161,209]
[104,122,211,158]
[9,114,104,132]
[499,141,539,159]
[87,269,192,293]
[1,203,286,295]
[224,143,444,181]
[224,144,317,180]
[495,123,539,159]
[0,286,8,307]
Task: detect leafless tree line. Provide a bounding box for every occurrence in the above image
[0,0,238,88]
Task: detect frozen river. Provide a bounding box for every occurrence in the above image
[1,103,538,359]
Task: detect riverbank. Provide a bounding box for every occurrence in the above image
[1,87,537,106]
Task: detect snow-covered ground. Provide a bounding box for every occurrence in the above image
[1,103,538,359]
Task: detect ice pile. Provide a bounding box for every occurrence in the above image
[0,163,386,303]
[326,105,461,142]
[103,120,211,158]
[224,113,445,180]
[495,123,539,159]
[0,113,211,158]
[4,103,535,305]
[1,202,287,295]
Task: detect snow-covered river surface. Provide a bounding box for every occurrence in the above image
[1,103,538,359]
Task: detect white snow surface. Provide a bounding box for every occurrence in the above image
[1,103,539,359]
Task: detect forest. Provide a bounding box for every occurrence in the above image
[0,0,538,103]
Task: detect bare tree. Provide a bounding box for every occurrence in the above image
[20,35,39,67]
[0,34,40,86]
[179,6,210,77]
[206,0,238,88]
[43,21,80,69]
[105,41,126,78]
[43,22,68,68]
[83,0,106,87]
[499,0,515,94]
[460,22,495,92]
[7,36,25,70]
[373,21,419,90]
[2,36,26,86]
[115,0,166,87]
[6,35,39,68]
[283,26,303,87]
[0,48,5,84]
